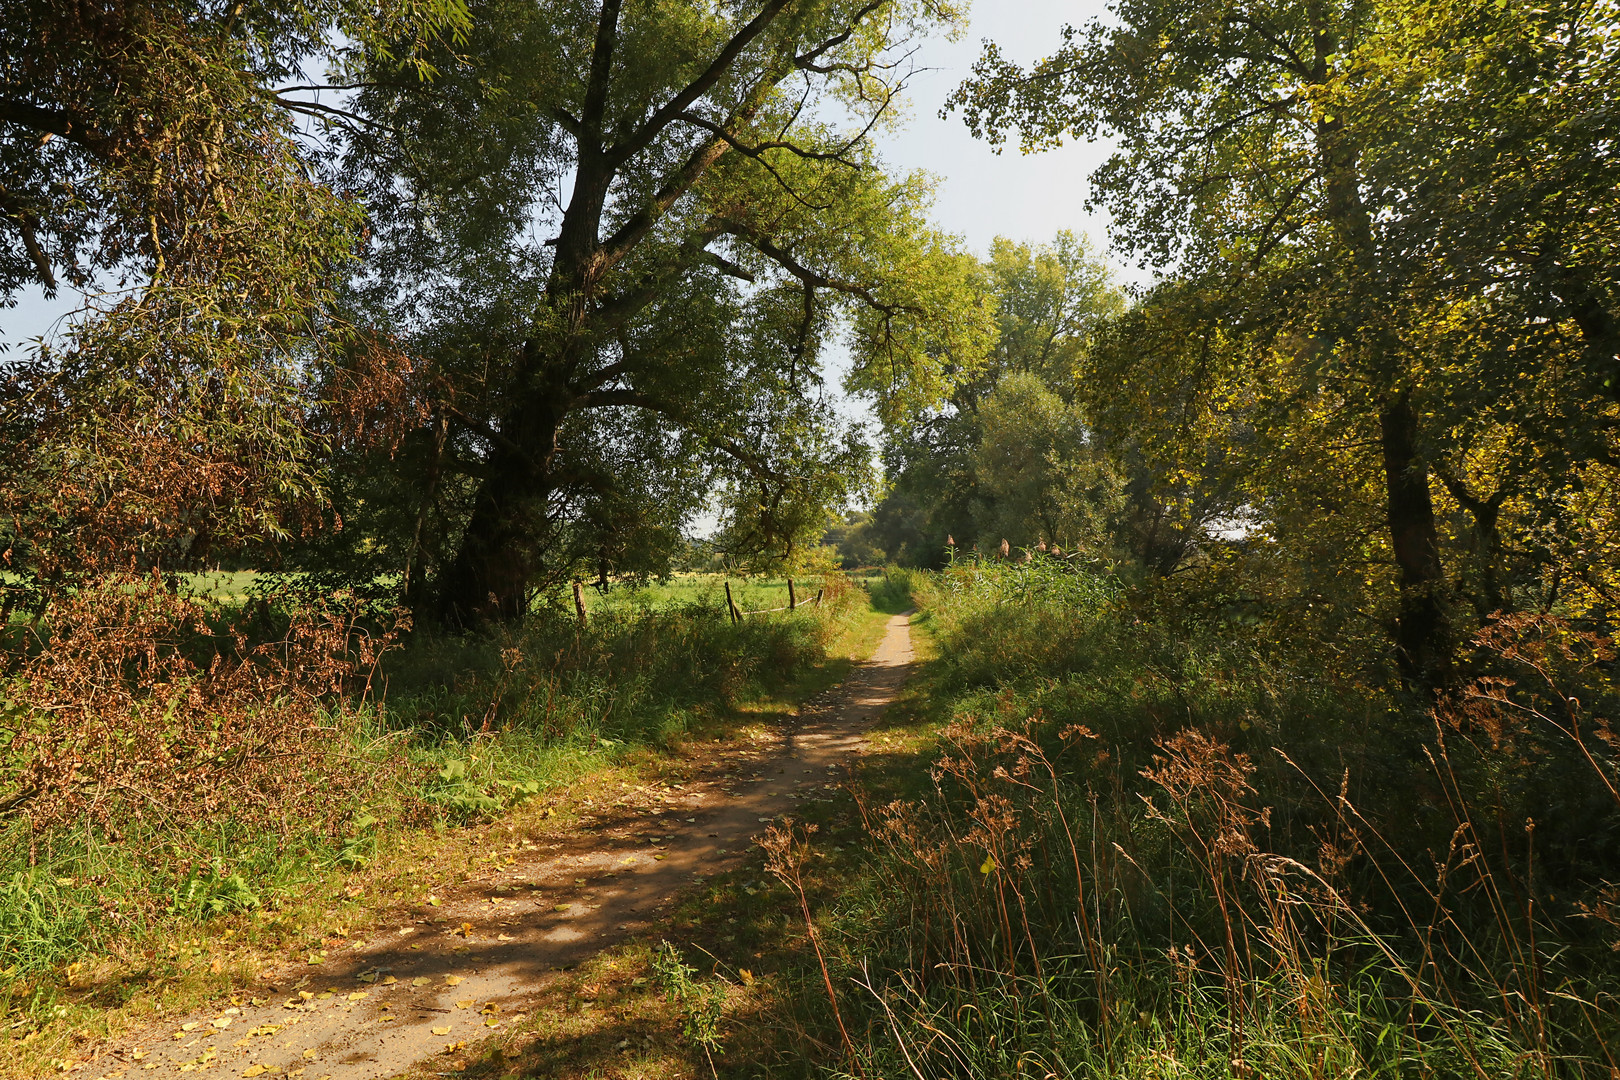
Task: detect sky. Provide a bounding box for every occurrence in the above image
[879,0,1121,267]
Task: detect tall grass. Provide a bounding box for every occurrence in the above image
[798,556,1620,1078]
[0,575,869,990]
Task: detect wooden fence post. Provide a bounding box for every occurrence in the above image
[788,578,797,611]
[572,581,587,625]
[725,581,741,624]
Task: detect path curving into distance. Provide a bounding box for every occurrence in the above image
[98,611,916,1080]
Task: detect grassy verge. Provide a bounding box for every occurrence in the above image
[0,574,892,1077]
[612,558,1620,1079]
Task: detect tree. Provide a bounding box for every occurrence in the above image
[952,0,1620,688]
[335,0,992,623]
[0,0,466,592]
[869,232,1125,565]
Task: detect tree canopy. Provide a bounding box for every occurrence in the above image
[316,0,993,622]
[952,0,1620,689]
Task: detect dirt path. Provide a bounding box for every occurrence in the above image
[97,612,915,1080]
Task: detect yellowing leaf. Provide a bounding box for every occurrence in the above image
[181,1022,201,1032]
[431,1027,451,1036]
[211,1018,232,1029]
[381,975,397,985]
[484,1017,499,1027]
[244,1066,267,1077]
[347,992,368,1001]
[302,1049,317,1060]
[444,975,464,987]
[455,999,473,1009]
[411,977,430,987]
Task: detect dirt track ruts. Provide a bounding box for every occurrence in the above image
[96,611,916,1080]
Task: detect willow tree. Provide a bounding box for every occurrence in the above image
[953,0,1620,689]
[341,0,992,623]
[0,0,466,593]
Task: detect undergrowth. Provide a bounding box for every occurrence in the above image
[779,555,1620,1079]
[0,571,869,1004]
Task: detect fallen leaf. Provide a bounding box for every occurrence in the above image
[355,971,378,984]
[381,975,397,985]
[444,975,464,987]
[484,1018,499,1027]
[411,977,430,987]
[302,1049,316,1060]
[454,999,473,1009]
[739,969,755,985]
[243,1066,266,1077]
[347,992,368,1001]
[426,896,440,907]
[431,1027,451,1036]
[211,1018,232,1029]
[181,1023,201,1033]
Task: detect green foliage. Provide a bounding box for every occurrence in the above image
[651,940,726,1054]
[871,232,1128,568]
[0,0,466,595]
[950,0,1620,685]
[808,565,1620,1078]
[326,0,994,621]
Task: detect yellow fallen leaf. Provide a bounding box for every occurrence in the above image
[244,1066,267,1077]
[431,1027,451,1036]
[302,1049,317,1060]
[738,969,754,985]
[181,1023,201,1032]
[455,999,473,1009]
[411,977,430,987]
[347,992,368,1001]
[381,976,397,985]
[356,971,378,984]
[484,1017,499,1027]
[426,896,440,907]
[212,1018,232,1029]
[444,976,463,986]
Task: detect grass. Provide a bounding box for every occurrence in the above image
[0,573,895,1077]
[761,556,1620,1079]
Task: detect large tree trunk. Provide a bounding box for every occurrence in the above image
[435,449,544,626]
[1379,392,1452,690]
[435,389,569,627]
